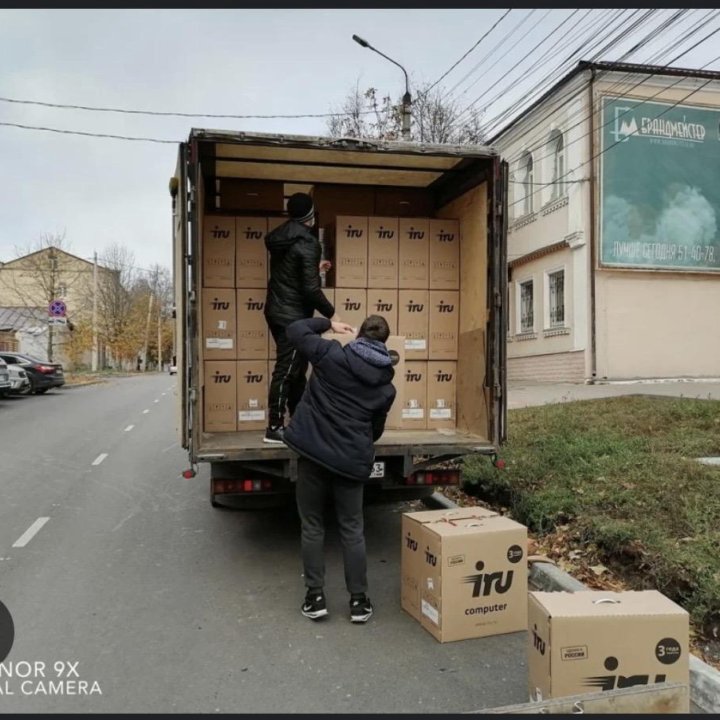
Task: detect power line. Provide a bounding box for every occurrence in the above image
[0,96,374,120]
[424,9,512,95]
[0,121,180,144]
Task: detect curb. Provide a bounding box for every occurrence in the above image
[423,491,720,715]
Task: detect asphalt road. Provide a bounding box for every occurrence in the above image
[0,375,528,713]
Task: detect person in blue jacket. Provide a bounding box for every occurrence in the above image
[283,314,397,623]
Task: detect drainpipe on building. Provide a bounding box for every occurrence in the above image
[588,67,598,383]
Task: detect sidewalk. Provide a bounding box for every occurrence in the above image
[508,379,720,410]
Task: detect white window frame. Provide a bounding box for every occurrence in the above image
[516,277,535,335]
[544,265,567,330]
[518,152,534,216]
[548,130,565,201]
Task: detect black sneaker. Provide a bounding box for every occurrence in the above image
[263,425,285,444]
[350,595,373,623]
[301,591,328,620]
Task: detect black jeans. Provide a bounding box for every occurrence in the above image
[295,457,367,596]
[267,322,309,428]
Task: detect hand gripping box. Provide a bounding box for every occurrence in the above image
[401,508,497,622]
[528,590,689,708]
[418,515,528,642]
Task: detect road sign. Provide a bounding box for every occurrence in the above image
[49,300,67,317]
[48,317,68,326]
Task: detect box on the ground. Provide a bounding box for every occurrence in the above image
[399,218,430,289]
[398,290,429,360]
[427,361,457,430]
[528,590,690,707]
[367,290,398,335]
[402,361,427,429]
[314,288,336,319]
[401,508,498,621]
[418,514,528,642]
[236,360,269,431]
[368,216,399,288]
[235,217,268,288]
[429,290,459,360]
[429,219,460,290]
[203,361,237,432]
[332,216,368,288]
[202,289,237,360]
[318,333,405,433]
[218,179,284,212]
[236,290,269,359]
[202,216,235,288]
[335,289,367,331]
[375,188,433,217]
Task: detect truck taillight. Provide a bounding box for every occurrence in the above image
[213,478,273,495]
[405,469,460,486]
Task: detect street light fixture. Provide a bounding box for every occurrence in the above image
[352,34,412,141]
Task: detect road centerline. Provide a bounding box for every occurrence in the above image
[124,425,134,432]
[12,517,50,548]
[92,453,109,466]
[143,409,150,414]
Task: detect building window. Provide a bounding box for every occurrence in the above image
[519,152,534,216]
[56,284,68,297]
[548,270,565,327]
[549,130,565,200]
[520,280,534,333]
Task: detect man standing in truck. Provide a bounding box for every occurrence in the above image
[263,192,335,444]
[282,314,397,624]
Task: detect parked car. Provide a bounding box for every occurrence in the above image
[0,357,11,398]
[169,355,177,375]
[7,364,31,395]
[0,352,65,394]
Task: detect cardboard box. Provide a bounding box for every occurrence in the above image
[333,216,368,288]
[399,218,429,289]
[202,216,235,288]
[402,361,427,429]
[398,290,429,360]
[375,188,433,217]
[267,216,287,233]
[311,185,375,220]
[236,290,269,359]
[401,508,498,621]
[429,219,460,290]
[335,289,367,331]
[528,591,690,706]
[429,290,459,360]
[427,361,457,430]
[418,515,528,643]
[203,361,237,432]
[318,333,405,432]
[218,179,284,212]
[314,288,335,319]
[366,290,398,335]
[236,360,269,431]
[367,216,399,288]
[201,289,236,360]
[235,217,268,288]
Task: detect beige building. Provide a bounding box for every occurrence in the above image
[492,61,720,382]
[0,247,114,366]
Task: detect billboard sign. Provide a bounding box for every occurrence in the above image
[600,95,720,272]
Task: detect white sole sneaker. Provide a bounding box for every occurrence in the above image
[263,436,284,444]
[350,609,373,623]
[301,607,328,620]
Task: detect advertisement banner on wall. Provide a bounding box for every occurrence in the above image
[600,95,720,272]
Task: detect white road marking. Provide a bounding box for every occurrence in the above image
[92,453,108,466]
[143,409,150,414]
[154,399,159,404]
[13,517,50,548]
[124,425,134,432]
[161,392,167,397]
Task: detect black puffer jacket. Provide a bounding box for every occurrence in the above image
[264,220,334,326]
[283,318,396,481]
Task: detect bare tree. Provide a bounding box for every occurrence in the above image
[326,80,487,144]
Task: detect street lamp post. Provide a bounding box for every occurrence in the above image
[352,34,412,141]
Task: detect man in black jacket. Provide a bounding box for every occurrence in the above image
[263,193,335,444]
[283,314,397,623]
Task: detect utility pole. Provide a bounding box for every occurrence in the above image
[142,270,156,372]
[47,247,56,362]
[91,251,98,371]
[157,294,163,373]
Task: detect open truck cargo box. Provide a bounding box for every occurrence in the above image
[173,130,507,493]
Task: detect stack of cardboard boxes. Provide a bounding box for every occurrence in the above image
[328,216,461,431]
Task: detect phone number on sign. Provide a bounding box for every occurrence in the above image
[613,241,717,264]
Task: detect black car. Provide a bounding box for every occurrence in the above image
[0,352,65,394]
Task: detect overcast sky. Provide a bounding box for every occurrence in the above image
[1,9,717,278]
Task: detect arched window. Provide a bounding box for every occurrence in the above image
[519,152,534,215]
[549,130,564,200]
